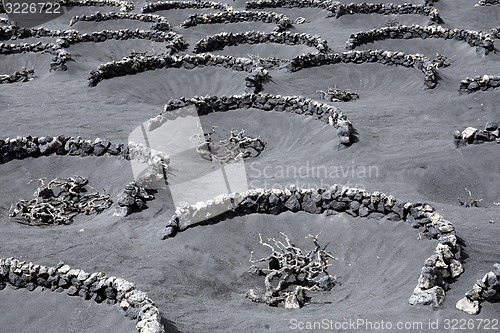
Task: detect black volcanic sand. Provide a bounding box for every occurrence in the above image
[0,0,499,332]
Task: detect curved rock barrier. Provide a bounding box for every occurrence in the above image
[0,258,164,333]
[459,75,500,93]
[0,42,71,71]
[454,122,499,146]
[346,25,495,55]
[0,26,186,53]
[58,0,134,11]
[160,93,353,144]
[288,50,448,89]
[56,29,186,53]
[0,136,169,169]
[246,0,330,9]
[142,0,231,13]
[476,0,500,6]
[328,3,442,25]
[161,185,462,307]
[456,263,500,315]
[181,10,293,32]
[69,12,172,32]
[87,53,285,86]
[0,68,34,84]
[194,31,329,53]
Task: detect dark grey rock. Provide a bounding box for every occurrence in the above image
[284,195,301,212]
[485,121,498,131]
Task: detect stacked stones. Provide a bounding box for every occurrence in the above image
[459,75,500,93]
[288,50,446,89]
[245,67,269,93]
[162,93,353,144]
[180,10,293,32]
[0,136,169,169]
[327,3,443,25]
[454,122,499,146]
[0,68,34,84]
[58,0,135,11]
[346,25,495,55]
[161,185,462,306]
[0,26,185,52]
[88,53,284,86]
[194,31,329,53]
[246,0,332,9]
[69,12,172,32]
[115,182,156,217]
[142,0,231,12]
[491,27,499,38]
[0,42,62,55]
[476,0,500,6]
[456,263,500,315]
[0,258,165,333]
[55,29,187,52]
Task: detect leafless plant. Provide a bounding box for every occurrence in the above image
[458,188,483,208]
[9,176,112,225]
[246,232,337,308]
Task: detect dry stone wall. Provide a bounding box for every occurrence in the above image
[454,122,499,146]
[459,75,500,93]
[87,53,285,86]
[161,185,462,307]
[181,10,293,32]
[142,0,231,12]
[0,258,164,333]
[346,25,495,55]
[328,3,442,25]
[69,12,172,31]
[288,50,447,89]
[58,0,134,11]
[194,31,328,53]
[456,264,500,315]
[476,0,500,6]
[161,93,353,144]
[0,68,34,83]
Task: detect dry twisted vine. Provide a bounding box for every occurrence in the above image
[246,232,337,308]
[191,126,266,164]
[9,176,112,225]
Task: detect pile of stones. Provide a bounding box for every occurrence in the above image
[194,31,329,53]
[346,25,495,55]
[456,263,500,314]
[162,184,462,307]
[88,53,285,86]
[327,3,442,25]
[115,182,156,217]
[245,67,269,93]
[180,10,293,32]
[0,258,165,333]
[288,50,449,89]
[491,27,499,38]
[459,75,500,93]
[58,0,134,11]
[0,68,34,84]
[142,0,231,12]
[161,93,353,144]
[454,122,499,146]
[69,12,172,31]
[476,0,500,6]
